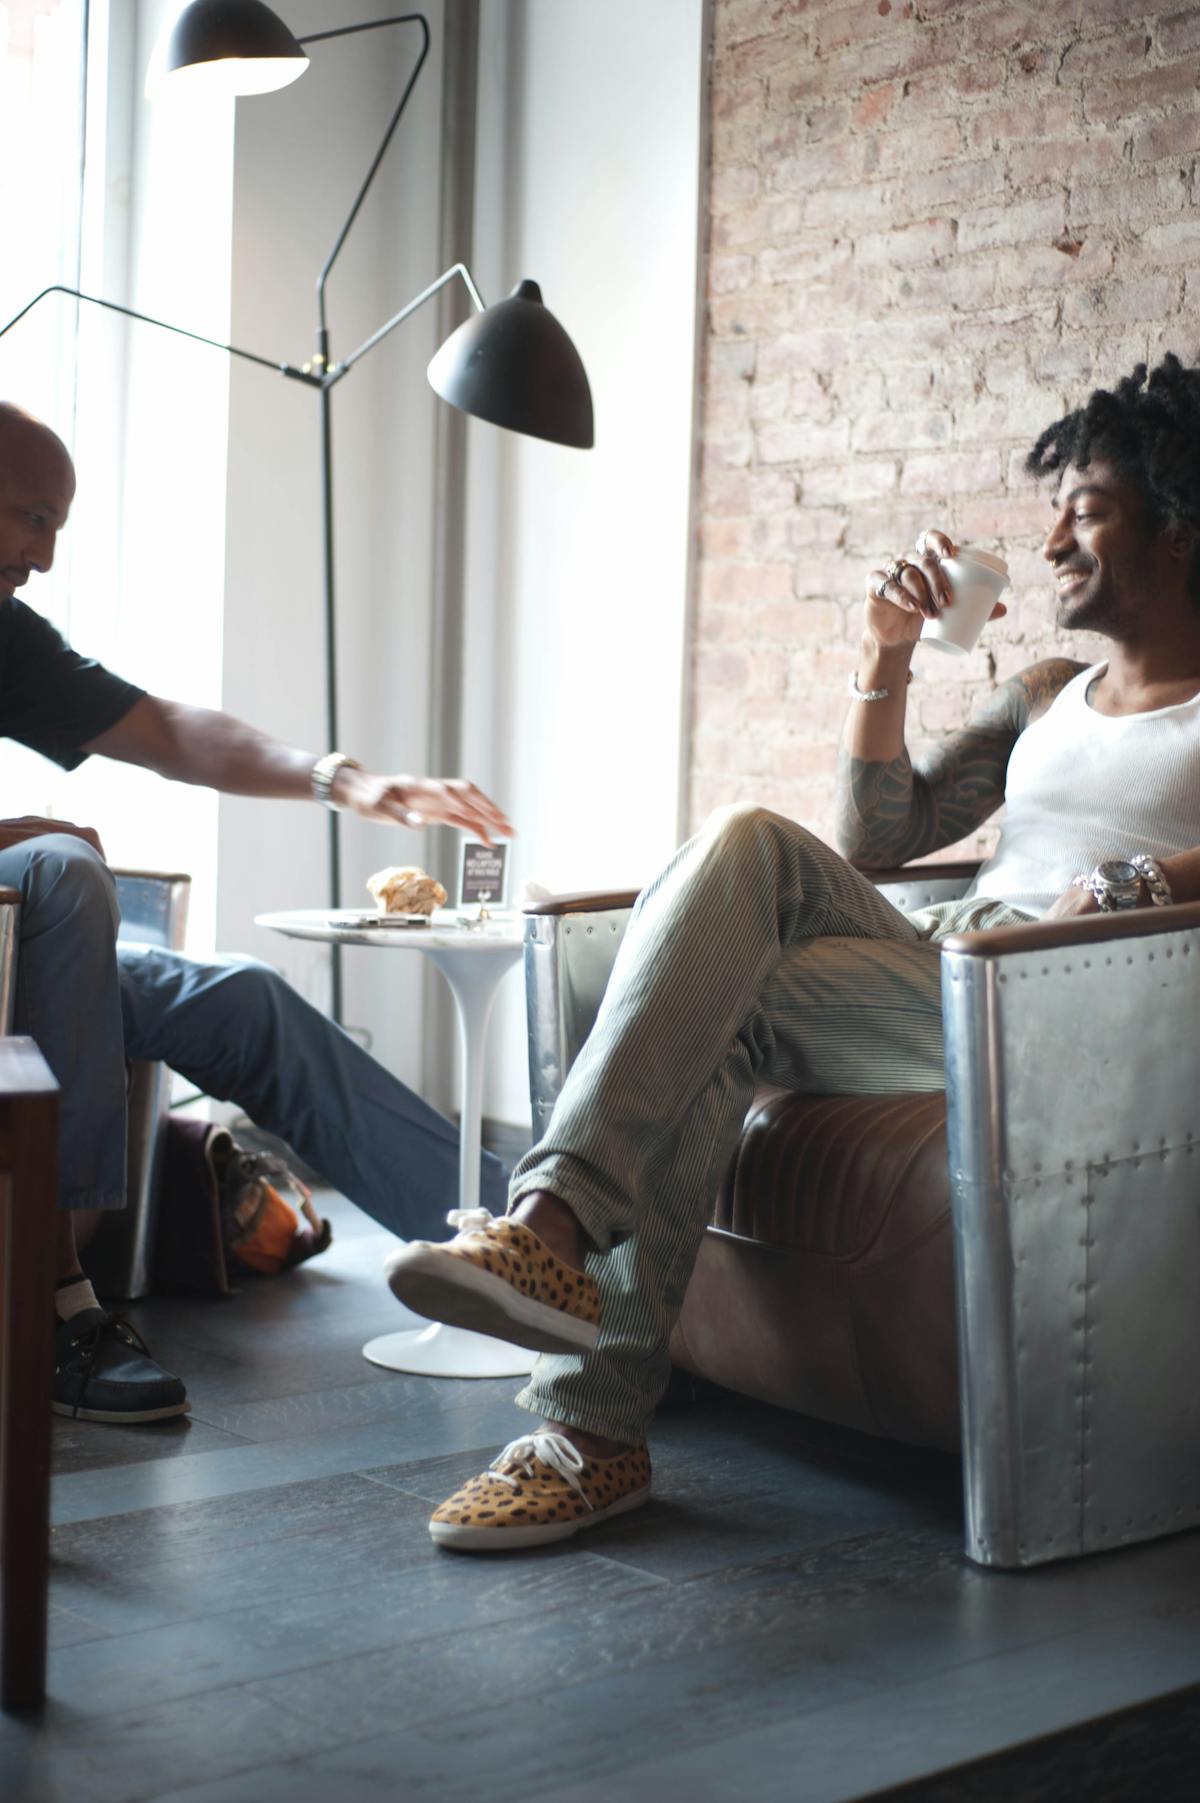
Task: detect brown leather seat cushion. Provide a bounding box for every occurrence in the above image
[716,1089,950,1260]
[672,1088,960,1450]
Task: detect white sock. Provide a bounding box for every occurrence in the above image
[54,1276,101,1322]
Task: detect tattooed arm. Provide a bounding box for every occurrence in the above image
[835,658,1084,869]
[836,657,1085,868]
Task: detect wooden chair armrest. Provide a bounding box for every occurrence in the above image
[523,889,642,917]
[942,898,1200,959]
[110,869,191,886]
[522,862,984,917]
[0,1037,58,1713]
[863,860,982,886]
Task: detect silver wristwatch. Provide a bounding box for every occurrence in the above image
[1072,858,1145,912]
[1130,853,1174,907]
[311,751,362,810]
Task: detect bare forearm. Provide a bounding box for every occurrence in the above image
[834,640,930,867]
[835,650,1039,870]
[85,694,516,841]
[86,697,318,797]
[1158,847,1200,904]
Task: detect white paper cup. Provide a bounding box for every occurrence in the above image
[919,546,1009,655]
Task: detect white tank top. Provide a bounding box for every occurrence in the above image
[969,661,1200,918]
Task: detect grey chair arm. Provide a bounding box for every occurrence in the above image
[520,862,984,920]
[523,889,642,917]
[940,899,1200,1567]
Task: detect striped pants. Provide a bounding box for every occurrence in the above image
[508,803,1030,1444]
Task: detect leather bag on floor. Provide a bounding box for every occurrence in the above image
[153,1116,332,1296]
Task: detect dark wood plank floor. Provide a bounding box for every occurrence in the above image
[3,1188,1199,1802]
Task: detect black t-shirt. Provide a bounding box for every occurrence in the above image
[0,598,144,771]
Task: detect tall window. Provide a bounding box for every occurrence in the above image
[0,0,88,634]
[0,0,233,954]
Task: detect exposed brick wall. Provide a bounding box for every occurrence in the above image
[692,0,1200,859]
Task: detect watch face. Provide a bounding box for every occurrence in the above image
[1097,860,1139,886]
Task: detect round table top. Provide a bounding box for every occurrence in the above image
[254,906,525,952]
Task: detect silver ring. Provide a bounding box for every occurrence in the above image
[885,557,910,584]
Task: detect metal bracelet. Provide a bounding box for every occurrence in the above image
[1070,873,1108,910]
[1131,853,1174,907]
[848,669,914,702]
[311,751,362,810]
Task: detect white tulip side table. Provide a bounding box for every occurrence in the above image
[255,907,535,1380]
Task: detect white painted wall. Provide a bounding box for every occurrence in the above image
[463,0,707,1123]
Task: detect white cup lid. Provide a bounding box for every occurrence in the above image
[951,545,1008,577]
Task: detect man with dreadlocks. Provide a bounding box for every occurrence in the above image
[391,353,1200,1553]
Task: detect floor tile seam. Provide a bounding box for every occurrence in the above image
[44,1544,453,1651]
[840,1677,1200,1803]
[390,1571,1200,1722]
[44,1559,409,1635]
[509,1627,1200,1803]
[30,1632,438,1753]
[117,1418,260,1447]
[354,1470,440,1504]
[51,1463,403,1537]
[46,1551,1200,1683]
[590,1522,957,1591]
[33,1566,675,1755]
[172,1380,401,1418]
[176,1410,408,1443]
[566,1550,673,1588]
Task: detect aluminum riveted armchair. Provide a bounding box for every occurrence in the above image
[0,869,192,1302]
[523,864,1200,1571]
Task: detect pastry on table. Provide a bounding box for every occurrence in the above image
[366,865,447,917]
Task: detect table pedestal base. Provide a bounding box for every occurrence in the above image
[362,1323,537,1379]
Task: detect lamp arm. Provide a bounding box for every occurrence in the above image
[0,284,320,385]
[296,13,431,339]
[326,262,485,386]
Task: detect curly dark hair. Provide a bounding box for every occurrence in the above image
[1025,352,1200,595]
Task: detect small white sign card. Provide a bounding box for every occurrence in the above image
[459,839,508,908]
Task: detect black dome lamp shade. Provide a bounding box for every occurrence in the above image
[160,0,309,96]
[428,280,594,450]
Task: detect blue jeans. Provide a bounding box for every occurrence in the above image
[0,835,507,1230]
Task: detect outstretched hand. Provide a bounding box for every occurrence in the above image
[333,771,514,846]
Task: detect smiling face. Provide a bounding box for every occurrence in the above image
[1042,457,1190,637]
[0,405,76,600]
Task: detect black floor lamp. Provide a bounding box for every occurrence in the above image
[0,2,593,1025]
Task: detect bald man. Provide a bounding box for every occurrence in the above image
[0,403,513,1424]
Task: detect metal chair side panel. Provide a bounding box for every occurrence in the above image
[90,874,192,1299]
[114,873,191,951]
[874,875,972,913]
[524,908,631,1136]
[942,923,1200,1567]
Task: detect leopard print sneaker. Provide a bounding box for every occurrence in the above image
[430,1431,651,1551]
[385,1208,601,1354]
